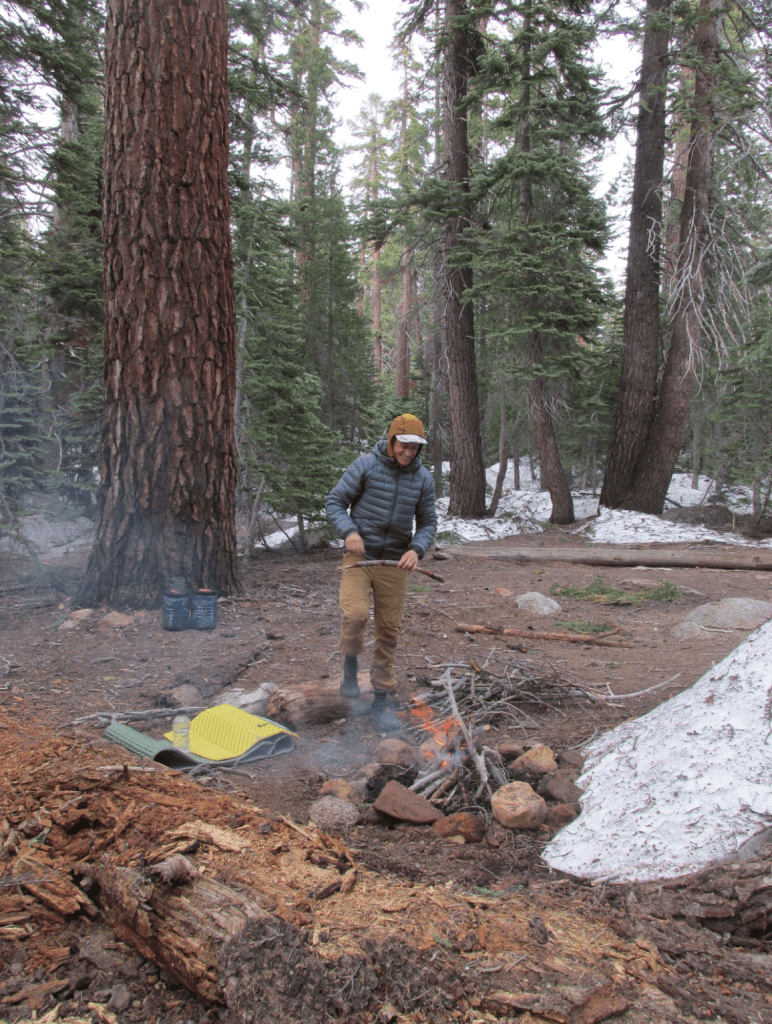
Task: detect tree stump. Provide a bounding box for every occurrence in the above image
[266,672,374,729]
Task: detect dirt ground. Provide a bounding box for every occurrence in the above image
[2,516,772,1024]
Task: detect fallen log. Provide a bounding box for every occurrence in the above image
[455,623,634,648]
[635,854,772,942]
[94,860,272,1004]
[445,545,772,572]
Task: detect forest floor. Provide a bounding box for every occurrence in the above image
[2,511,772,1024]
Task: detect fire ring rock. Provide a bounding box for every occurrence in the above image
[376,738,418,767]
[308,796,361,831]
[491,781,547,830]
[373,780,444,824]
[511,744,558,775]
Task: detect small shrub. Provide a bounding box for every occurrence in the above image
[553,620,615,635]
[551,576,632,604]
[647,580,682,602]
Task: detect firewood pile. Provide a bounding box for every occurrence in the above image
[403,659,600,810]
[410,655,605,729]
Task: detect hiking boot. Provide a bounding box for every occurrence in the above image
[370,691,400,732]
[340,654,360,698]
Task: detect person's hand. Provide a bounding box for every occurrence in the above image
[345,532,365,556]
[398,549,419,571]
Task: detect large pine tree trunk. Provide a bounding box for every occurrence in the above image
[443,0,486,518]
[78,0,238,609]
[600,0,670,509]
[623,0,718,513]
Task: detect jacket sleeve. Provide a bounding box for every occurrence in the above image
[325,457,368,539]
[408,472,438,558]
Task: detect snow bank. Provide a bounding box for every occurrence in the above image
[543,621,772,882]
[261,467,768,550]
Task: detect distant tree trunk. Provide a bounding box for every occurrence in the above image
[600,0,670,509]
[372,244,383,376]
[623,0,719,513]
[662,69,692,291]
[430,258,446,496]
[691,404,702,488]
[487,376,508,516]
[430,3,446,498]
[395,244,412,398]
[78,0,238,609]
[516,7,572,524]
[529,375,574,524]
[443,0,486,518]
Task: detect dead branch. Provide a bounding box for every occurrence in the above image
[442,669,490,799]
[597,673,682,700]
[454,623,634,648]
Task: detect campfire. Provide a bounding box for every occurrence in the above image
[402,655,597,810]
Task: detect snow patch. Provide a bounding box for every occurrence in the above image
[543,621,772,881]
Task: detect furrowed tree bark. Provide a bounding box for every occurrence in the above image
[78,0,238,609]
[623,0,719,513]
[600,0,670,509]
[443,0,486,518]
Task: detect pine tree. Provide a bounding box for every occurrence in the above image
[465,0,609,522]
[79,0,239,608]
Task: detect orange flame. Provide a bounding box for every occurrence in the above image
[410,701,459,758]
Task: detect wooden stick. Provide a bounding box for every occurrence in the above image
[454,623,634,648]
[340,560,445,582]
[442,669,489,799]
[597,672,681,700]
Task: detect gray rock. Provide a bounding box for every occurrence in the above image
[557,748,585,770]
[106,984,132,1013]
[544,803,578,828]
[671,620,707,640]
[498,739,528,762]
[376,738,418,767]
[515,591,561,615]
[681,598,772,630]
[538,771,584,805]
[308,796,360,831]
[0,512,93,556]
[170,683,204,707]
[491,781,547,830]
[219,681,278,717]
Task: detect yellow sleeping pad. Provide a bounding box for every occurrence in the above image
[162,704,297,763]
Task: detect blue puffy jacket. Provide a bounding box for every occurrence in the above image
[326,440,437,560]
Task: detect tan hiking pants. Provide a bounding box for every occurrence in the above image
[338,551,409,693]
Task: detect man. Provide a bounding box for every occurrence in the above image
[326,414,437,731]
